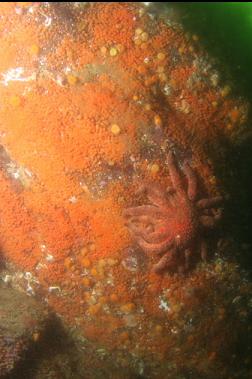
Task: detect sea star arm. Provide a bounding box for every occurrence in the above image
[167,152,185,195]
[125,215,156,230]
[200,215,218,228]
[152,248,176,273]
[184,248,192,270]
[212,208,222,220]
[127,220,171,244]
[123,205,165,219]
[134,235,173,255]
[183,162,197,201]
[136,184,168,208]
[197,196,223,209]
[200,239,207,261]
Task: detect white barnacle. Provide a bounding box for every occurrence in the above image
[43,13,52,27]
[163,84,172,96]
[159,296,171,312]
[24,272,32,281]
[2,275,12,284]
[24,271,39,285]
[27,283,35,296]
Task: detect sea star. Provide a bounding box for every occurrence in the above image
[123,152,223,274]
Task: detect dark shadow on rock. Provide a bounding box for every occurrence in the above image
[210,136,252,275]
[2,314,77,379]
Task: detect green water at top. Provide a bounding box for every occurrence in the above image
[172,2,252,100]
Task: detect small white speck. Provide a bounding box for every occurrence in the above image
[130,155,136,162]
[171,327,178,334]
[24,168,33,177]
[69,196,77,203]
[27,283,35,296]
[46,254,54,262]
[163,84,171,96]
[15,7,23,15]
[159,297,171,312]
[44,15,52,27]
[13,172,20,179]
[40,244,47,252]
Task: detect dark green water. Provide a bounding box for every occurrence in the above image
[175,2,252,100]
[170,2,252,272]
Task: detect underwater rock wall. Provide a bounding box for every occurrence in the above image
[0,3,251,378]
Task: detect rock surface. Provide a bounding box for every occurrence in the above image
[0,284,49,377]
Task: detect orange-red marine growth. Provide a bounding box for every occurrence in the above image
[0,1,249,363]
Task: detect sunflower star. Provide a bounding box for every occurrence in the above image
[123,152,223,274]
